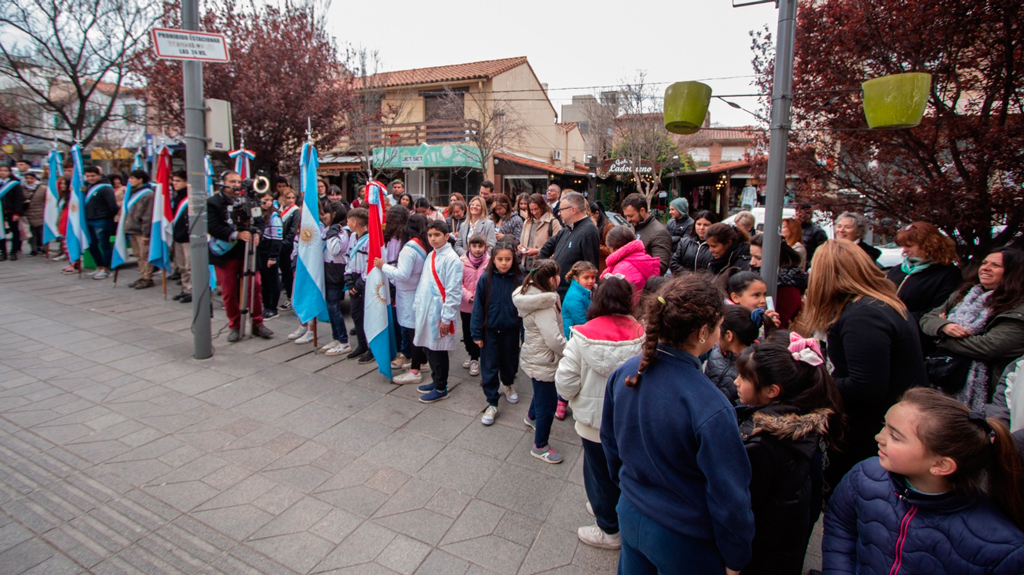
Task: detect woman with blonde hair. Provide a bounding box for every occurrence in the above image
[781,218,807,270]
[797,239,928,492]
[454,196,496,254]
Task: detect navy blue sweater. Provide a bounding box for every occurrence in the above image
[601,344,754,570]
[470,270,522,339]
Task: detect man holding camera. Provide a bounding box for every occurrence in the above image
[208,170,273,342]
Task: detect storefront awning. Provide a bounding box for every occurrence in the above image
[371,144,482,170]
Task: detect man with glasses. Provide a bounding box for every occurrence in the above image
[539,190,600,298]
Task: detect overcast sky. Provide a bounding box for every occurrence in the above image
[329,0,780,127]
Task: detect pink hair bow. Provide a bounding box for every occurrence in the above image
[788,333,824,367]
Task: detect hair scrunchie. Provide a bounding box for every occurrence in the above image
[788,332,824,367]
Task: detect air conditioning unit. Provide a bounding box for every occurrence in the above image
[551,149,563,161]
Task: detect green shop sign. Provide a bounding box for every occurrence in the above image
[372,143,483,169]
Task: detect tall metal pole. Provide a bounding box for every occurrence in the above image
[761,0,798,297]
[183,0,212,359]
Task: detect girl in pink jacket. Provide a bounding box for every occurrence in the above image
[459,235,490,376]
[602,225,660,299]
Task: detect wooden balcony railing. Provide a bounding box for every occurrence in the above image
[340,119,481,150]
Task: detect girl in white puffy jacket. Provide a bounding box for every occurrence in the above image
[556,277,644,550]
[513,259,567,464]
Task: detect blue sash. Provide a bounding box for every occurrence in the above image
[85,183,113,204]
[126,187,153,211]
[0,179,17,234]
[173,198,189,225]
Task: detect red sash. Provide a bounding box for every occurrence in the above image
[431,252,456,334]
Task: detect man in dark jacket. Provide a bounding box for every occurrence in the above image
[170,171,192,302]
[797,203,828,265]
[620,193,673,275]
[83,166,118,279]
[123,170,154,289]
[0,164,24,261]
[208,170,273,342]
[278,189,300,309]
[540,191,600,298]
[666,197,694,252]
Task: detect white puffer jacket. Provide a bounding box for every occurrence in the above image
[555,315,645,442]
[512,286,566,382]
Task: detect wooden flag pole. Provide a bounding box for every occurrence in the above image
[312,320,318,354]
[162,269,167,299]
[113,268,119,287]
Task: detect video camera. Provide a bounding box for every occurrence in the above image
[227,175,270,234]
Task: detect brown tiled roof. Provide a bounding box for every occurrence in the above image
[556,122,578,132]
[495,152,587,176]
[362,57,529,89]
[675,126,757,144]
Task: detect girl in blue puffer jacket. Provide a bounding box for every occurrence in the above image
[823,387,1024,575]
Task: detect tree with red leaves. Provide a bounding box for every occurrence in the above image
[140,0,355,173]
[752,0,1023,262]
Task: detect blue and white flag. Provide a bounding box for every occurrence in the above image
[292,143,328,323]
[111,149,146,269]
[66,145,90,263]
[43,149,62,243]
[364,181,396,380]
[205,155,218,291]
[148,146,173,270]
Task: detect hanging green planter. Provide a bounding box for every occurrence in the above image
[664,81,712,135]
[862,72,931,129]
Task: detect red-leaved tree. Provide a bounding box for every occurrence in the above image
[752,0,1023,262]
[139,0,356,173]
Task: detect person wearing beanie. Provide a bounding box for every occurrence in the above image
[667,197,694,252]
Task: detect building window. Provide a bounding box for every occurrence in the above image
[721,146,746,162]
[690,147,710,163]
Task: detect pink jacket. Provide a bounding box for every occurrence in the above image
[603,239,660,295]
[460,252,490,313]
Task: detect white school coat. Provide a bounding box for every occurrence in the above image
[382,239,428,329]
[413,242,463,351]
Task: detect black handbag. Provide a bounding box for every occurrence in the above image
[925,353,972,394]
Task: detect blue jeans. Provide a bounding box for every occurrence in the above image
[582,438,619,534]
[528,378,558,448]
[480,329,519,406]
[86,218,114,268]
[617,496,722,574]
[325,286,349,344]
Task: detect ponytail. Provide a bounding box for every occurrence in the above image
[521,259,560,294]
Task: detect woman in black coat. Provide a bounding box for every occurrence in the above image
[669,210,717,274]
[704,222,751,275]
[798,240,928,494]
[886,222,962,320]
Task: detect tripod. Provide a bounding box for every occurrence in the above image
[237,233,259,339]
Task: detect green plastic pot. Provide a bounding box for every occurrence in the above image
[664,81,712,135]
[862,72,931,129]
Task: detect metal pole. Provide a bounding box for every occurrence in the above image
[760,0,798,297]
[183,0,212,359]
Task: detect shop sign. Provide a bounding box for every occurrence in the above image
[598,158,659,178]
[372,143,482,169]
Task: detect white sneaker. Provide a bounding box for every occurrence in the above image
[586,501,594,516]
[288,326,308,340]
[481,405,498,426]
[462,359,472,369]
[468,360,480,376]
[393,371,423,385]
[295,331,315,344]
[325,342,352,357]
[92,269,110,280]
[502,385,519,404]
[320,340,338,352]
[419,364,430,373]
[577,525,621,550]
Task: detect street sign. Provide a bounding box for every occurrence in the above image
[152,28,230,63]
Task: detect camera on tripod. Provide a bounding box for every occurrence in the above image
[228,175,270,234]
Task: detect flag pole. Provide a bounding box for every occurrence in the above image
[163,269,167,299]
[113,268,118,287]
[312,320,318,354]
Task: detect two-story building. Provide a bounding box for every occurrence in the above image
[320,57,587,205]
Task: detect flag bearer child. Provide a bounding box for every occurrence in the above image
[413,220,463,403]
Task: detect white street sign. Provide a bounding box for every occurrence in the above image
[152,28,230,63]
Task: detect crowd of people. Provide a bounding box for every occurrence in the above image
[5,160,1024,574]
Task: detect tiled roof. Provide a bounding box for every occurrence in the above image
[675,126,758,144]
[556,122,578,132]
[495,152,587,176]
[361,57,529,89]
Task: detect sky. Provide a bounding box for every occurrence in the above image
[327,0,781,127]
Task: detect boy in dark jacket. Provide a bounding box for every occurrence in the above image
[0,165,24,261]
[83,166,118,278]
[257,194,282,319]
[170,171,192,302]
[344,208,372,362]
[123,170,154,289]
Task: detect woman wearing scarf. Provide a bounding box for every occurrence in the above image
[921,246,1024,411]
[885,222,962,353]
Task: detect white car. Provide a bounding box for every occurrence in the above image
[722,207,834,238]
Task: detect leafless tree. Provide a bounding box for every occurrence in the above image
[612,71,681,205]
[0,0,162,146]
[431,87,528,179]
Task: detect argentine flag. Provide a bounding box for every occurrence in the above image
[66,145,90,263]
[364,181,397,380]
[148,147,173,270]
[292,143,328,323]
[206,155,218,291]
[111,150,146,269]
[43,149,62,243]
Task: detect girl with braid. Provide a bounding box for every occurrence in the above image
[600,274,754,575]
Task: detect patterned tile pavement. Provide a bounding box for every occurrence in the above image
[0,257,822,574]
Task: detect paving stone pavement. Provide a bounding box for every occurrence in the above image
[0,257,823,574]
